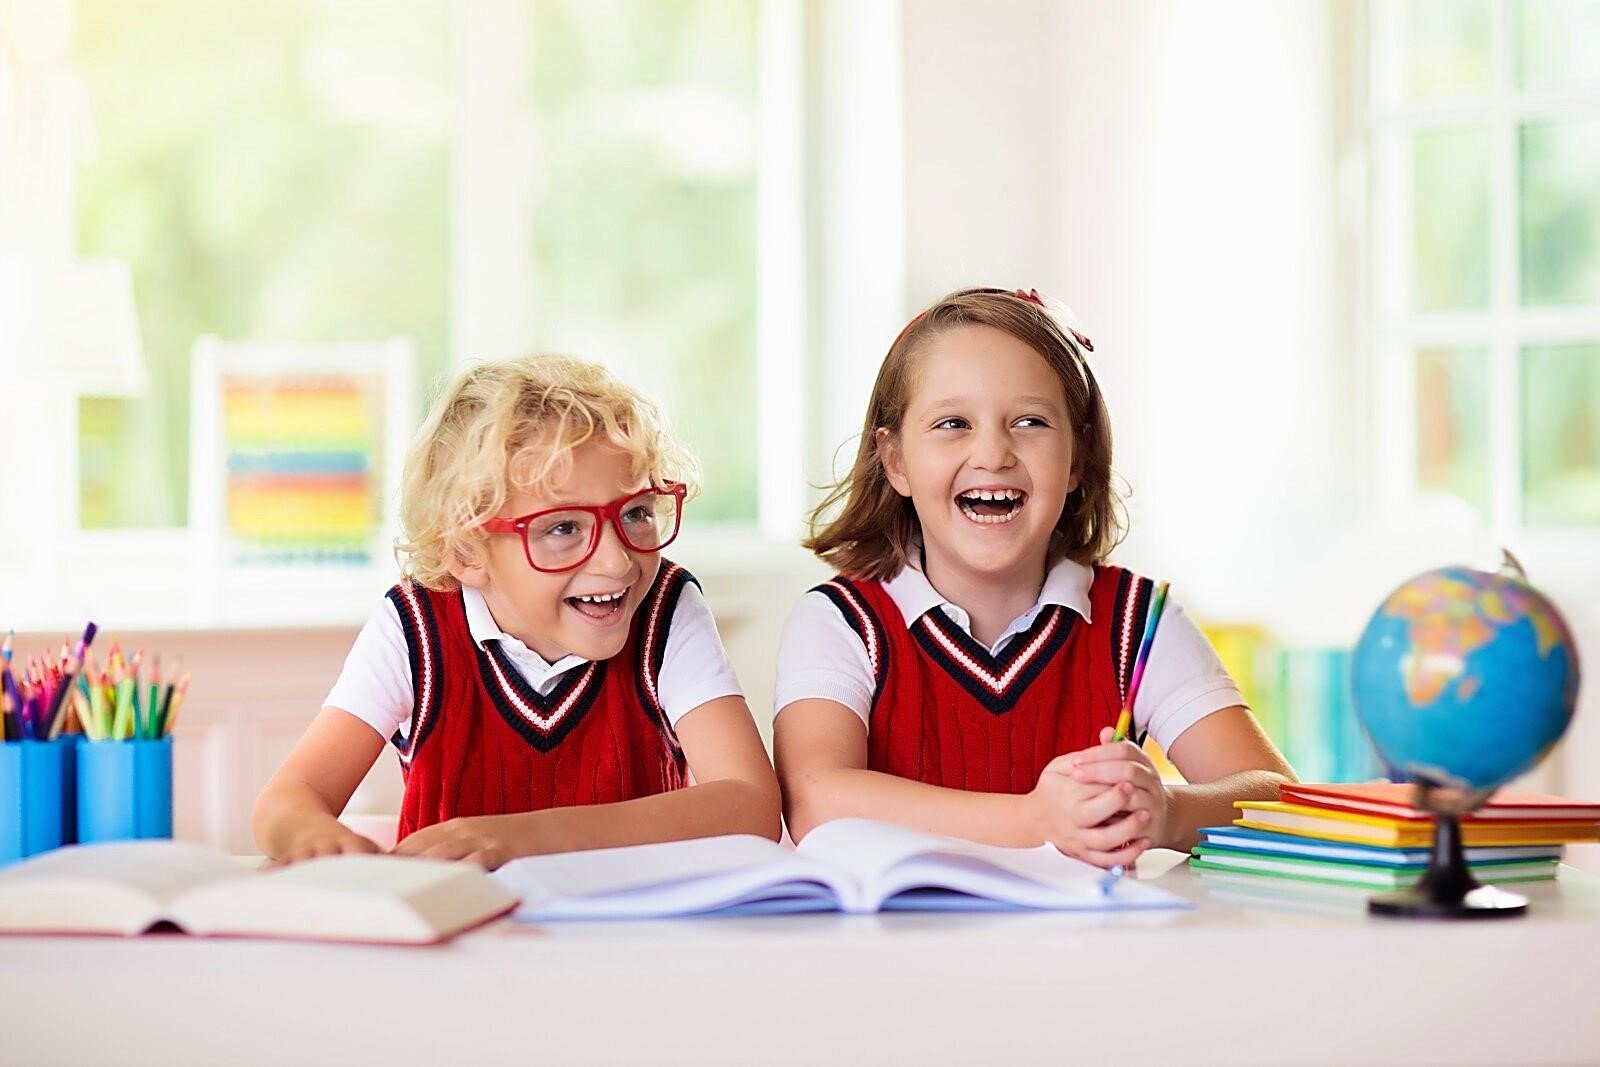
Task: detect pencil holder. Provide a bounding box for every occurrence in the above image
[77,736,173,843]
[0,738,76,866]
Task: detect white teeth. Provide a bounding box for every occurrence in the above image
[959,488,1022,502]
[958,501,1023,524]
[575,591,625,604]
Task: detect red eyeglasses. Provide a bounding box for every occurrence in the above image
[481,483,687,573]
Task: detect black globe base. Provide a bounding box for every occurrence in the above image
[1368,810,1528,919]
[1368,883,1527,918]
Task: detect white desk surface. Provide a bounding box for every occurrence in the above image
[4,852,1599,1067]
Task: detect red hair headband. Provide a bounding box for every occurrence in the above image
[1014,288,1094,352]
[889,288,1095,355]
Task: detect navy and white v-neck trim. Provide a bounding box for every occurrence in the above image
[911,601,1076,715]
[475,641,606,752]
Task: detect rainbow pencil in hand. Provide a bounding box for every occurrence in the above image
[1111,580,1170,742]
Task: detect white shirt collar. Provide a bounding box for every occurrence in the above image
[880,551,1095,653]
[459,584,589,680]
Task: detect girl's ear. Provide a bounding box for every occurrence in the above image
[876,427,912,497]
[1066,424,1088,494]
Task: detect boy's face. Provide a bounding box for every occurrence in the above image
[455,439,664,664]
[881,323,1078,589]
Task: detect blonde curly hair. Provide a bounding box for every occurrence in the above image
[396,355,699,590]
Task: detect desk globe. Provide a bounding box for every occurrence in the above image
[1352,552,1581,917]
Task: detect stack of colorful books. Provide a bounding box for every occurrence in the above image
[1190,782,1600,898]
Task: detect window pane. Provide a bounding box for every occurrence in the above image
[1516,0,1600,91]
[1405,0,1492,102]
[1522,343,1600,525]
[1415,346,1490,515]
[526,0,758,522]
[1520,118,1600,306]
[76,1,451,528]
[1412,127,1490,311]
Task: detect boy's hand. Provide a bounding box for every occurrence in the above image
[1022,751,1152,869]
[270,819,382,867]
[1063,726,1173,854]
[389,815,517,870]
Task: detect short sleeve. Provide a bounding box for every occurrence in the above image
[772,590,876,726]
[655,580,745,726]
[1130,599,1247,752]
[323,597,414,742]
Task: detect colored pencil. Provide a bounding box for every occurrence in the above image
[162,672,192,736]
[45,622,99,740]
[1112,581,1170,742]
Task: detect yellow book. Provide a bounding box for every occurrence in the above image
[1234,801,1600,847]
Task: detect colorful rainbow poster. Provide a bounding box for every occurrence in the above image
[221,374,381,565]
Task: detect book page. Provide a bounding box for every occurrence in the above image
[169,855,516,944]
[796,818,1060,883]
[798,819,1188,913]
[0,841,245,935]
[494,834,855,919]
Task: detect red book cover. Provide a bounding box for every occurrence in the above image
[1280,782,1600,823]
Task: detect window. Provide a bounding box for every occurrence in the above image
[1369,0,1600,531]
[0,0,796,628]
[76,0,453,529]
[72,0,764,535]
[520,0,760,523]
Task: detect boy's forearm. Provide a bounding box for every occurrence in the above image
[252,784,344,857]
[1161,770,1294,851]
[491,777,783,858]
[783,768,1032,847]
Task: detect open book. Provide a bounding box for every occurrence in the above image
[493,818,1190,919]
[0,841,516,944]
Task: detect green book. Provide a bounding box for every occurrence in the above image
[1189,847,1557,890]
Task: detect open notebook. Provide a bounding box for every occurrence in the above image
[493,818,1190,919]
[0,841,516,944]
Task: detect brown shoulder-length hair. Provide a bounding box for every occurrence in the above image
[804,287,1125,581]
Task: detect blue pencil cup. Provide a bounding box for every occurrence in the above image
[0,738,76,866]
[77,737,173,843]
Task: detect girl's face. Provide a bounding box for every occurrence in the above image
[881,323,1078,587]
[455,439,663,664]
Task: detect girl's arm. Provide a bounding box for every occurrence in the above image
[1159,704,1296,846]
[776,698,1152,868]
[252,707,388,862]
[391,695,781,867]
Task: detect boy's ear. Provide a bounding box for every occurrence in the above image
[876,427,912,497]
[448,547,490,590]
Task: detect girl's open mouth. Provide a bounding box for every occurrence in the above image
[565,588,630,623]
[956,488,1026,525]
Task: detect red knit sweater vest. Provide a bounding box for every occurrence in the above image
[388,561,693,841]
[813,565,1155,794]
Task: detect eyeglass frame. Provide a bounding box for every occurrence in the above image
[480,482,688,573]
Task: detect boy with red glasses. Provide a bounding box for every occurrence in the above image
[254,356,780,867]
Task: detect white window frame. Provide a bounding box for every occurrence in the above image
[1367,0,1600,561]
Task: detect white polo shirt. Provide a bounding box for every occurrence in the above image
[326,581,744,740]
[774,556,1244,753]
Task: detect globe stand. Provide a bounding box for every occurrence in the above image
[1368,811,1527,919]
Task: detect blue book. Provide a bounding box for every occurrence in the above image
[1195,825,1563,867]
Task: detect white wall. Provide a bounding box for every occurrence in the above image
[901,0,1057,301]
[902,2,1355,623]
